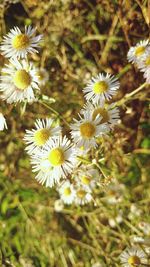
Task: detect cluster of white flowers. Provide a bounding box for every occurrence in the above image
[24,86,120,205]
[0,25,46,131]
[0,24,149,265]
[127,39,150,84]
[23,68,120,205]
[0,25,121,206]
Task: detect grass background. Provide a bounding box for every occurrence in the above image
[0,0,150,266]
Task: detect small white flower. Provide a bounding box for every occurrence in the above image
[128,204,142,220]
[70,110,108,150]
[54,199,64,212]
[24,118,61,154]
[31,136,76,187]
[1,25,42,59]
[75,186,92,205]
[138,221,150,235]
[136,50,150,83]
[120,246,148,267]
[108,212,123,228]
[127,39,150,64]
[0,113,7,131]
[81,102,120,130]
[59,181,76,204]
[0,59,40,103]
[83,73,120,104]
[137,50,150,71]
[106,183,125,204]
[74,165,100,191]
[36,68,49,86]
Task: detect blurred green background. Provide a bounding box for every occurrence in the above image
[0,0,150,266]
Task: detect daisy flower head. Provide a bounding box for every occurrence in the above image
[75,165,100,191]
[31,136,76,187]
[36,68,49,87]
[75,186,92,205]
[0,59,40,103]
[136,49,150,84]
[127,39,150,64]
[70,110,108,150]
[83,73,120,104]
[0,113,7,131]
[81,102,120,130]
[1,25,42,59]
[59,181,76,205]
[120,246,148,267]
[106,182,125,205]
[24,118,62,154]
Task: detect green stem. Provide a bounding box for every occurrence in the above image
[39,100,70,127]
[117,82,147,106]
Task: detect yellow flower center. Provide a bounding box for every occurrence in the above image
[64,187,71,196]
[81,176,91,185]
[145,56,150,66]
[12,34,30,49]
[48,148,65,166]
[93,81,108,94]
[92,107,110,123]
[80,122,95,138]
[13,70,31,90]
[79,146,85,151]
[34,129,51,146]
[77,190,86,199]
[128,256,141,266]
[135,46,146,57]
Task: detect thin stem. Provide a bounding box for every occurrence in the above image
[39,100,70,127]
[94,162,108,179]
[117,82,147,106]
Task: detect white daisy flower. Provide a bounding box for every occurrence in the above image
[59,181,76,205]
[106,183,125,205]
[137,50,150,84]
[1,25,42,59]
[31,136,76,187]
[70,110,108,150]
[120,246,148,267]
[75,187,92,205]
[81,102,120,130]
[0,59,40,103]
[0,113,7,131]
[24,118,62,154]
[36,68,49,86]
[74,165,100,191]
[83,73,120,104]
[127,39,150,64]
